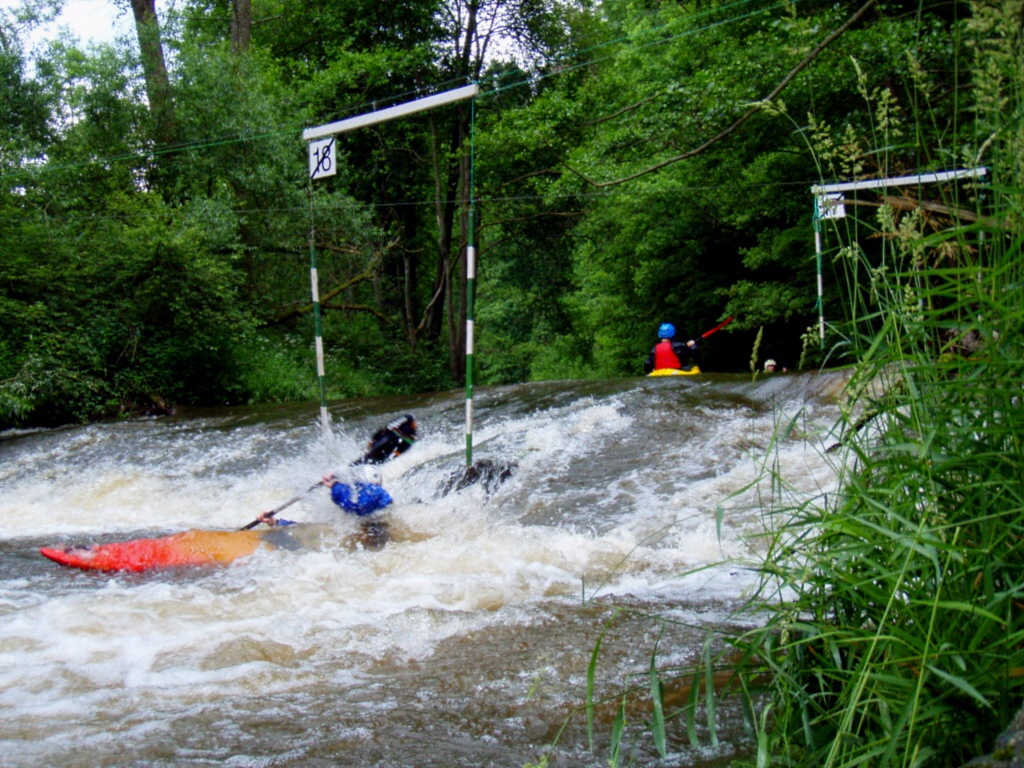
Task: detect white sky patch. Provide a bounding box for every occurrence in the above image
[1,0,167,51]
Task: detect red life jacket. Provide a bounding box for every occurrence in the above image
[653,340,683,370]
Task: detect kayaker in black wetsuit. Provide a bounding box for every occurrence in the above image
[643,323,697,373]
[249,416,414,553]
[353,414,418,465]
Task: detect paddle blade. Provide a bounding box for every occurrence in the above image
[700,316,734,339]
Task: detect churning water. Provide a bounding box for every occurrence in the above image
[0,372,847,767]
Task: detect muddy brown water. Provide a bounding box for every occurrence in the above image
[0,372,846,767]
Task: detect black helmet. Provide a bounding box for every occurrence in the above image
[388,414,416,435]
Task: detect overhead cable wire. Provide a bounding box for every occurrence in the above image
[2,0,797,184]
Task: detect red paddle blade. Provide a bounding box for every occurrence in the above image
[700,316,734,339]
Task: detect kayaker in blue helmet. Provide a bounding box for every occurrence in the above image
[643,322,698,374]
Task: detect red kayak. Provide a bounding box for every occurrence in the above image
[40,529,269,573]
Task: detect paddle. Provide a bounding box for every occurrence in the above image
[239,482,322,531]
[698,315,734,340]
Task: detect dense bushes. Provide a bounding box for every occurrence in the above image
[0,0,987,429]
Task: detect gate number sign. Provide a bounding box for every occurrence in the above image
[309,138,336,180]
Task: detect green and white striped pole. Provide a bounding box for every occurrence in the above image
[309,196,329,435]
[813,204,825,350]
[465,204,476,466]
[464,96,477,467]
[307,136,337,437]
[302,84,480,446]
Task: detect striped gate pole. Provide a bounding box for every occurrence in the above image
[814,222,825,349]
[302,85,481,445]
[464,95,478,467]
[309,213,329,435]
[465,204,476,466]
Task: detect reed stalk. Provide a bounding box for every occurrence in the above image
[729,1,1024,762]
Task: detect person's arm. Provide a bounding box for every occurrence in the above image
[256,505,298,526]
[257,511,295,526]
[391,429,417,456]
[643,348,656,374]
[328,480,361,512]
[674,340,697,357]
[366,428,387,449]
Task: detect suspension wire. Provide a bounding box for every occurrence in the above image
[1,0,796,184]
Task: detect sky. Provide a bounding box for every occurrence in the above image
[1,0,158,50]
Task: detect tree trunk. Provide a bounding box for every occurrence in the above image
[424,105,473,377]
[425,136,459,344]
[424,0,479,379]
[231,0,251,54]
[128,0,176,151]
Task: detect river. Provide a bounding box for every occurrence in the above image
[0,371,846,767]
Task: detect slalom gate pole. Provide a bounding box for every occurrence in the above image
[465,96,477,467]
[812,201,825,349]
[465,206,476,467]
[309,188,329,435]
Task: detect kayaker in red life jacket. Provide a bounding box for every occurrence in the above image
[643,323,698,374]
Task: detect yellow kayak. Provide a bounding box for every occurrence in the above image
[648,366,701,377]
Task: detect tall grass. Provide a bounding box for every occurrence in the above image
[546,3,1024,766]
[737,212,1024,766]
[727,1,1024,762]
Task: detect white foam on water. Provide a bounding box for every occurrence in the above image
[0,374,846,765]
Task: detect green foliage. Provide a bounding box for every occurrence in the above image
[233,331,317,404]
[0,340,107,426]
[724,280,808,329]
[0,185,257,427]
[740,221,1024,768]
[724,4,1024,765]
[503,0,976,375]
[526,334,595,382]
[0,0,991,428]
[0,45,51,154]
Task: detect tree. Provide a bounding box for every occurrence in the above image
[123,0,177,156]
[424,0,566,380]
[231,0,251,53]
[246,0,565,383]
[0,38,51,159]
[483,0,979,374]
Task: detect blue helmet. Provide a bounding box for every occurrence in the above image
[658,323,676,339]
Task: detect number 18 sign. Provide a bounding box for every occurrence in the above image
[308,138,336,180]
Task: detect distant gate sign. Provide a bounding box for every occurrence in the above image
[309,138,336,180]
[816,192,846,219]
